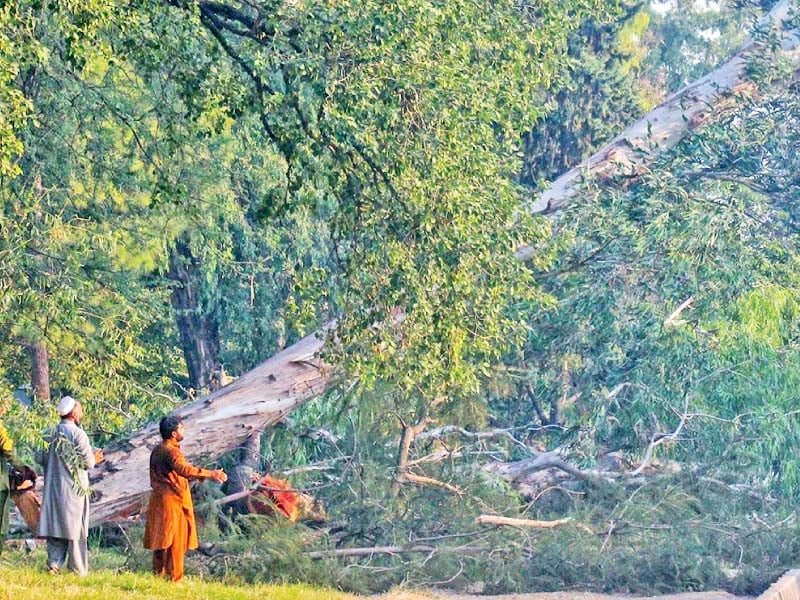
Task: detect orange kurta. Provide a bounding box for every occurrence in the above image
[142,439,213,552]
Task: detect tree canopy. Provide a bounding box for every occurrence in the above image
[4,0,800,595]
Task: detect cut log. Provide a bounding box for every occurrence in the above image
[213,482,327,522]
[89,326,332,525]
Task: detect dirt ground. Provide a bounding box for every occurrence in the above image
[384,591,753,600]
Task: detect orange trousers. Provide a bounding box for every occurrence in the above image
[151,517,189,582]
[152,542,187,582]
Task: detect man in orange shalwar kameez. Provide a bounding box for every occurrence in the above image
[143,416,226,581]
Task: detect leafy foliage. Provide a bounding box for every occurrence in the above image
[5,0,800,596]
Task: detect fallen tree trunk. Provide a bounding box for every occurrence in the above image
[89,326,332,525]
[517,0,800,247]
[86,1,800,526]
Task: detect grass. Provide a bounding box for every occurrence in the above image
[0,567,351,600]
[0,546,436,600]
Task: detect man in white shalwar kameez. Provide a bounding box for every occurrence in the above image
[38,396,103,575]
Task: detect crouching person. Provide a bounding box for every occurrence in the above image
[143,416,226,582]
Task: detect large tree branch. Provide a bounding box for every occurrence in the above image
[391,416,462,495]
[191,0,399,200]
[476,515,578,530]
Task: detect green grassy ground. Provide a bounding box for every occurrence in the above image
[0,546,358,600]
[0,546,438,600]
[0,567,358,600]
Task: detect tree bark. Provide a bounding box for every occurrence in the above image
[167,238,220,393]
[226,431,262,513]
[28,340,50,403]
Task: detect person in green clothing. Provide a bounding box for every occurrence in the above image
[0,408,23,554]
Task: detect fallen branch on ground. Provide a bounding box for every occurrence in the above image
[392,416,463,495]
[477,514,594,534]
[630,395,690,476]
[416,425,529,450]
[305,545,488,559]
[476,515,572,528]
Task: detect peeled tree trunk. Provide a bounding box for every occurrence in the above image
[89,327,330,525]
[86,0,800,526]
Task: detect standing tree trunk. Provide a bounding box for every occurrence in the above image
[167,237,220,394]
[227,432,262,513]
[28,340,50,403]
[167,235,265,510]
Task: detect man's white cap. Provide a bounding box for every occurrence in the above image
[57,395,76,416]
